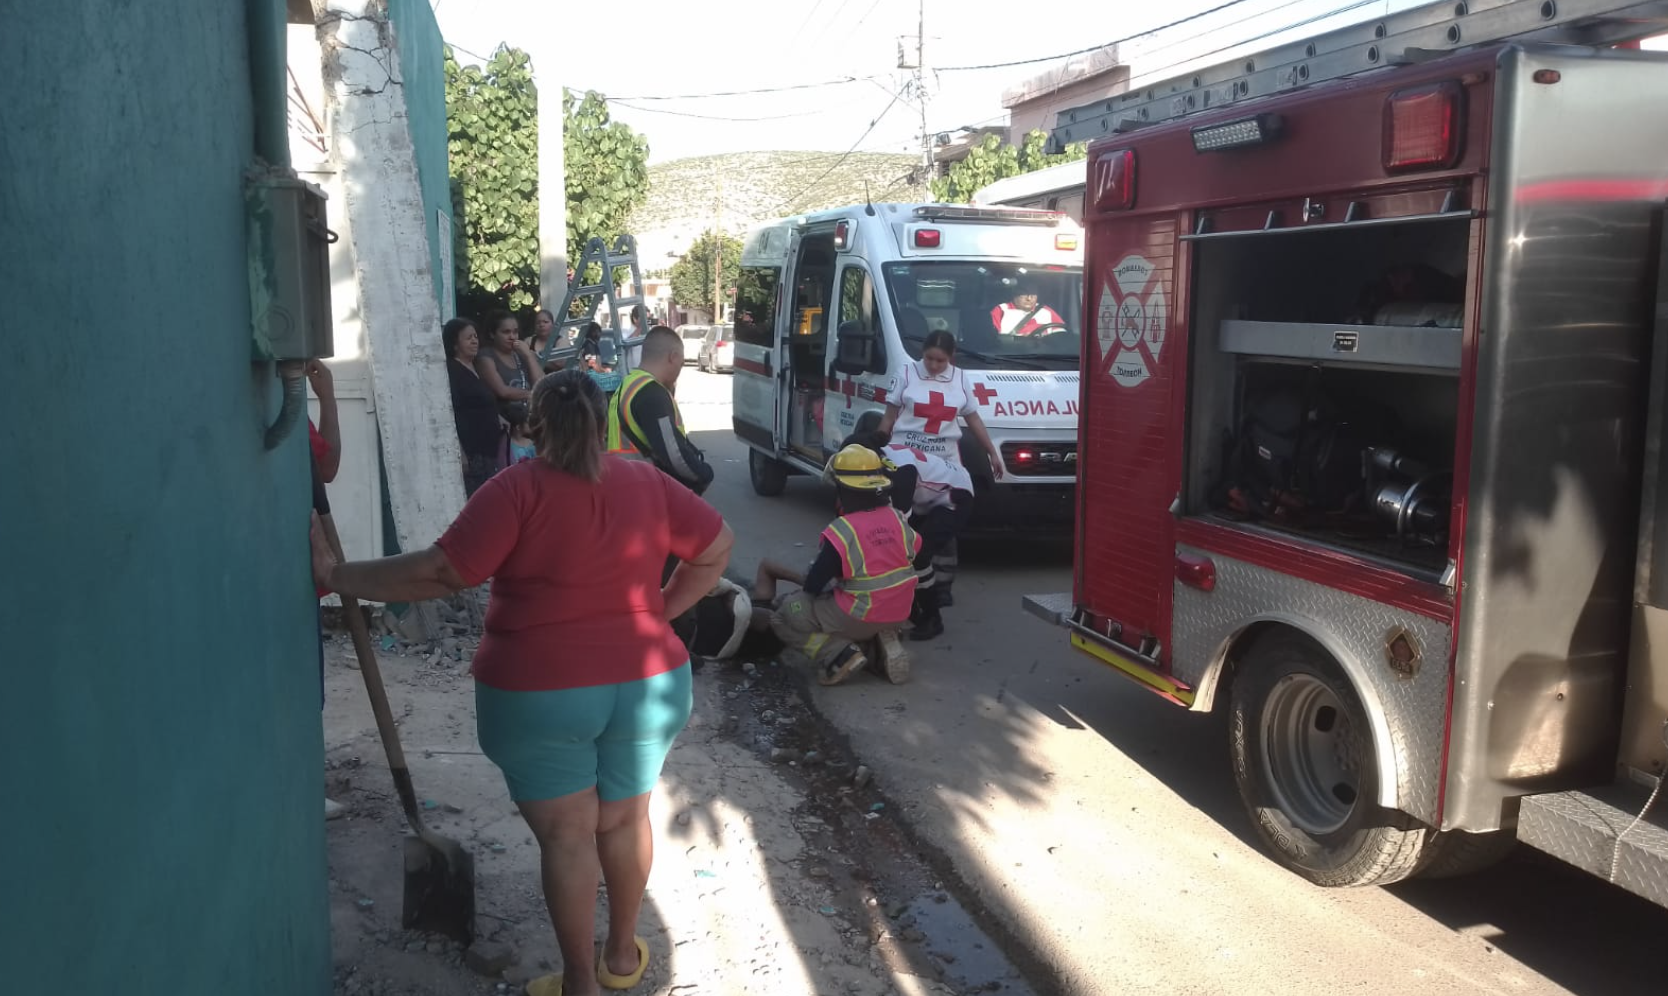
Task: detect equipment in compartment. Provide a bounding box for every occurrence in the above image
[1212,366,1451,556]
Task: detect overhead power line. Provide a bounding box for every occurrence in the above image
[606,75,885,102]
[609,98,868,122]
[779,92,906,214]
[935,0,1253,72]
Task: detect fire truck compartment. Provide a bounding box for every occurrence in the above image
[1184,217,1470,575]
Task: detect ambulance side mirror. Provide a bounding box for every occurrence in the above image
[832,320,880,376]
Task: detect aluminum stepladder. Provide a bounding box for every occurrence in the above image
[1048,0,1668,148]
[539,234,651,374]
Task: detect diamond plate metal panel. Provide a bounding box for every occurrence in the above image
[1022,592,1074,627]
[1171,547,1452,825]
[1519,783,1668,910]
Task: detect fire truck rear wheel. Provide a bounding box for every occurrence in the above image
[1230,633,1432,888]
[750,449,789,497]
[1414,827,1518,880]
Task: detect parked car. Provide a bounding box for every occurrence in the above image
[676,324,707,365]
[699,324,734,373]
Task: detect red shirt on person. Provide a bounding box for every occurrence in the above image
[436,456,724,692]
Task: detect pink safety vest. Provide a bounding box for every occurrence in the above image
[821,507,922,623]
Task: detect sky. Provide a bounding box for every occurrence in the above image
[433,0,1438,164]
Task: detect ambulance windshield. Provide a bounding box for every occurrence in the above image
[882,261,1083,370]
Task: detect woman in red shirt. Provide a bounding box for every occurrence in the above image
[313,369,734,996]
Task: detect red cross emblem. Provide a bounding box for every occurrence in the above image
[835,377,858,408]
[911,391,959,434]
[971,383,999,407]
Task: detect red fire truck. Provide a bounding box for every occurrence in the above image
[1025,0,1668,904]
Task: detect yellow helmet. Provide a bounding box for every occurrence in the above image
[824,443,892,493]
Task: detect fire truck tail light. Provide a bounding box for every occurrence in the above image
[913,228,942,248]
[1190,114,1281,153]
[1055,233,1079,250]
[1175,552,1216,593]
[1093,149,1136,212]
[1384,82,1464,173]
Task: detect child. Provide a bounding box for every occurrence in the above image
[505,407,537,466]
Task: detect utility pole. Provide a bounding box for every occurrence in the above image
[532,57,567,329]
[917,0,932,201]
[712,167,725,323]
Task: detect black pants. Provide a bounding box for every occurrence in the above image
[909,490,973,624]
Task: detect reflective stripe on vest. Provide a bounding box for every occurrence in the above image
[821,507,921,622]
[605,369,660,456]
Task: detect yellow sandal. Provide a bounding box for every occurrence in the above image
[523,976,562,996]
[596,936,649,990]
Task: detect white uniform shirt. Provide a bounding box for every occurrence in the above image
[887,360,976,464]
[883,444,973,512]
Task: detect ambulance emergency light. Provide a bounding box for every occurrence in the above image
[1189,114,1282,153]
[1383,81,1464,173]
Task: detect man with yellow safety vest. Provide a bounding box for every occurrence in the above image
[761,445,922,686]
[604,326,714,496]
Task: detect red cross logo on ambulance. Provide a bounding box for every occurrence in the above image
[1097,254,1168,388]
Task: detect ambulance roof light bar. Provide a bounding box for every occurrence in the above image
[1047,0,1668,151]
[911,205,1066,226]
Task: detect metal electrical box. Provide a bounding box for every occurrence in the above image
[247,172,334,361]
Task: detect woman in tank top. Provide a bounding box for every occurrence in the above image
[476,311,542,416]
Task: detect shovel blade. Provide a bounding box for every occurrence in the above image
[402,834,477,944]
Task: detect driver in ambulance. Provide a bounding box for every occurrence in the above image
[990,278,1065,337]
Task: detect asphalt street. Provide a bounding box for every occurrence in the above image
[673,366,1668,996]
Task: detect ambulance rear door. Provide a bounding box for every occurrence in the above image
[732,224,793,457]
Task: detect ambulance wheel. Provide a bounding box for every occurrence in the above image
[749,449,789,497]
[1230,633,1432,888]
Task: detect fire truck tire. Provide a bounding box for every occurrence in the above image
[1414,828,1518,880]
[1230,634,1433,888]
[750,449,789,497]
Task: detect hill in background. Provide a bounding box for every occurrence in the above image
[630,151,919,253]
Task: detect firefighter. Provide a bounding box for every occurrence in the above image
[841,428,972,642]
[765,444,922,686]
[605,325,714,496]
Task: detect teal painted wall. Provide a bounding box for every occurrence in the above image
[0,4,330,994]
[389,0,455,316]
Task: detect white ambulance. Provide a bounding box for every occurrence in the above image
[731,202,1085,527]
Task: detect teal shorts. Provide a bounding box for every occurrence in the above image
[475,664,693,803]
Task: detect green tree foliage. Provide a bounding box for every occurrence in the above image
[564,90,651,269]
[930,130,1088,204]
[444,46,540,314]
[670,230,743,314]
[444,49,651,317]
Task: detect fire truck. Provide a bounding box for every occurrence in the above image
[1024,0,1668,905]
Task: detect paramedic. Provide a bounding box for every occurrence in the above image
[606,326,714,496]
[991,279,1066,336]
[311,369,734,996]
[842,429,971,642]
[762,445,921,686]
[876,328,1002,605]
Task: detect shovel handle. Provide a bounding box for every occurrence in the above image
[318,513,429,836]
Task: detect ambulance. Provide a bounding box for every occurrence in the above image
[1025,0,1668,905]
[732,202,1085,527]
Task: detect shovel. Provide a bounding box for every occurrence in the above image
[319,513,477,945]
